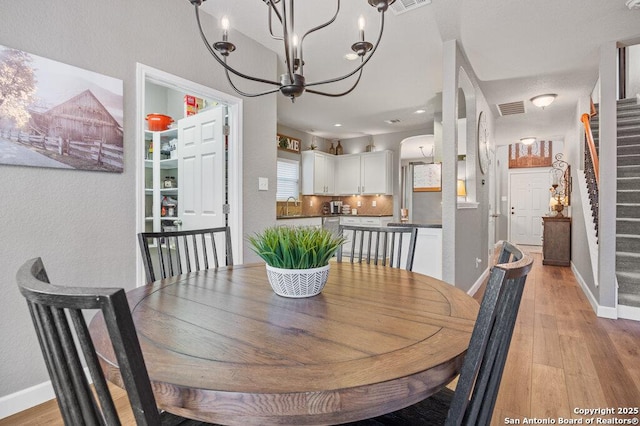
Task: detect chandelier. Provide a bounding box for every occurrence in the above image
[187,0,395,101]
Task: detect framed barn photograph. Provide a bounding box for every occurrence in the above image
[0,44,124,172]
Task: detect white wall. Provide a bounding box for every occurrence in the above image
[597,41,619,310]
[0,0,276,410]
[627,44,640,98]
[441,40,493,291]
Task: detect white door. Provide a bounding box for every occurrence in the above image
[178,105,226,230]
[509,170,550,245]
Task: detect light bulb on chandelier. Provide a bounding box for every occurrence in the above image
[187,0,395,102]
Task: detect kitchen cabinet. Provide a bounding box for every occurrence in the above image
[339,216,393,257]
[411,227,443,279]
[301,151,335,195]
[276,217,322,227]
[542,217,571,266]
[335,151,393,195]
[145,128,179,233]
[335,155,361,194]
[340,216,393,227]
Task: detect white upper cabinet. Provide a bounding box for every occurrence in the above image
[335,155,361,194]
[301,151,335,195]
[360,151,393,195]
[336,151,393,195]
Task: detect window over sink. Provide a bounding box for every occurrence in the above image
[277,158,300,201]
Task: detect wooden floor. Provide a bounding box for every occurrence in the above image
[2,252,639,425]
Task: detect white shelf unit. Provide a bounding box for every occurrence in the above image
[144,128,179,232]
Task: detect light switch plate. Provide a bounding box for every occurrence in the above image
[372,200,377,207]
[258,177,268,191]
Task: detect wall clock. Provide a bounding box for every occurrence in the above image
[477,111,490,174]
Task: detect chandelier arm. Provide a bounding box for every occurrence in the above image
[224,68,282,98]
[267,1,284,40]
[301,0,340,43]
[305,68,363,97]
[193,5,280,87]
[279,0,295,81]
[305,11,385,88]
[299,0,340,75]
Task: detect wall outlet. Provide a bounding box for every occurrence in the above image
[372,200,377,207]
[357,201,362,207]
[309,200,314,207]
[258,177,268,191]
[475,257,482,268]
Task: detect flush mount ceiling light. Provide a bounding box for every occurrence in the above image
[187,0,396,102]
[530,94,557,109]
[520,137,536,145]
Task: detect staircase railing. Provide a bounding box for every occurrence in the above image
[581,108,599,236]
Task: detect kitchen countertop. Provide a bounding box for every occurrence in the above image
[276,214,393,220]
[388,222,443,229]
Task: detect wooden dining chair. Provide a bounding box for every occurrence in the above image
[347,241,534,426]
[336,225,418,271]
[137,226,233,283]
[16,257,163,425]
[16,258,221,426]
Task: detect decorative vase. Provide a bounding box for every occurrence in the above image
[329,142,335,155]
[336,141,343,155]
[265,264,330,298]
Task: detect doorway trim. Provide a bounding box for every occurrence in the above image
[135,63,244,286]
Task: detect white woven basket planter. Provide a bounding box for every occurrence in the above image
[265,264,330,298]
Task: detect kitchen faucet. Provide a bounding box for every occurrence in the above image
[286,196,298,216]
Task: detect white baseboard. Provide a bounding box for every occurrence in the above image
[0,380,55,420]
[598,304,619,319]
[571,262,618,319]
[618,304,640,321]
[467,267,490,297]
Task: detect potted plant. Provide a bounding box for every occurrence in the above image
[248,226,346,298]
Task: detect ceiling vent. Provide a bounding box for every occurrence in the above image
[389,0,432,16]
[627,0,640,9]
[497,101,526,116]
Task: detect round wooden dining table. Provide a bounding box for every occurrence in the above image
[90,262,479,425]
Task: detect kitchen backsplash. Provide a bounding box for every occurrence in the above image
[277,195,393,216]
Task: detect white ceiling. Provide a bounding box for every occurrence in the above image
[198,0,640,145]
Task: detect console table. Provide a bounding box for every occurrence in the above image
[542,216,571,266]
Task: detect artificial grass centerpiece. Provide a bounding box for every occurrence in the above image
[248,226,346,269]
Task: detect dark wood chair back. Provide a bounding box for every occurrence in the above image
[137,226,233,283]
[16,257,162,425]
[445,241,533,425]
[336,225,418,271]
